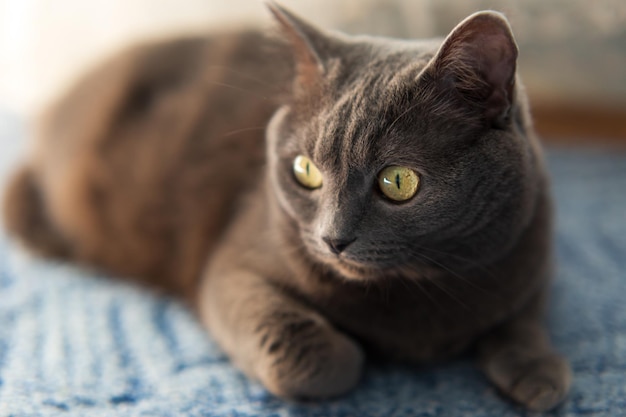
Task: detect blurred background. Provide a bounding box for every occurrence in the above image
[0,0,625,145]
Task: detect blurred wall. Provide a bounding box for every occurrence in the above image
[1,0,625,139]
[0,0,267,115]
[0,0,439,116]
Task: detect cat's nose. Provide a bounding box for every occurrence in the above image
[323,236,356,255]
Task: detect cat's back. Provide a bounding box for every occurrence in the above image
[6,30,292,298]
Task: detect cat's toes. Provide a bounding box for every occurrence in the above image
[511,368,566,411]
[485,350,572,411]
[256,320,364,399]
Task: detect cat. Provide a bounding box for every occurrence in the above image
[2,3,571,411]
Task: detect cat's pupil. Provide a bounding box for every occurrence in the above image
[377,166,419,201]
[293,156,323,189]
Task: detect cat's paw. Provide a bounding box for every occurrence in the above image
[255,317,364,399]
[485,348,572,411]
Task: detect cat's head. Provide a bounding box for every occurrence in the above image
[266,4,543,281]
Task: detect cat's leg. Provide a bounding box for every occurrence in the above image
[2,166,72,258]
[478,290,571,411]
[198,268,364,399]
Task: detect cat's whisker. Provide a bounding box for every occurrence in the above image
[398,276,455,325]
[397,275,433,306]
[384,101,422,136]
[414,244,500,282]
[222,126,267,138]
[421,273,473,313]
[401,252,483,314]
[407,248,501,299]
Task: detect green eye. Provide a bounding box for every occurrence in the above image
[293,155,323,189]
[378,166,420,201]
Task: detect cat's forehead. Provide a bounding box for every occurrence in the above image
[333,36,440,86]
[305,39,441,172]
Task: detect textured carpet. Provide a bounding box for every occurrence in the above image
[0,112,625,416]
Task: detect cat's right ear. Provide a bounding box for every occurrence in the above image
[424,11,518,127]
[266,2,328,94]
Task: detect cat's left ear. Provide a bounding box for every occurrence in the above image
[267,2,329,94]
[427,11,518,127]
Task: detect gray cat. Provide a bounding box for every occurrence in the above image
[2,3,571,411]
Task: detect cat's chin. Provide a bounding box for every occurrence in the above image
[332,262,376,281]
[325,257,400,282]
[319,255,435,282]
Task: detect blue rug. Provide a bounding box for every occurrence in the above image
[1,112,625,416]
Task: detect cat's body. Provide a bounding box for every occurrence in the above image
[2,5,571,411]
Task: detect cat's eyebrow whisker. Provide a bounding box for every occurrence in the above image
[384,101,422,136]
[221,126,267,138]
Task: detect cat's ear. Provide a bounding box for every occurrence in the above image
[427,11,518,126]
[267,2,328,93]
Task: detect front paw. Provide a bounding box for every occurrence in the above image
[254,315,364,399]
[485,348,572,411]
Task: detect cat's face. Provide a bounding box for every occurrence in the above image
[267,7,540,281]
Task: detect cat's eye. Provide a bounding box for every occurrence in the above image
[378,166,420,202]
[293,155,323,189]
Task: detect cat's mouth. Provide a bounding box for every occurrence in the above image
[300,234,411,280]
[318,252,401,281]
[301,243,380,280]
[333,258,384,280]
